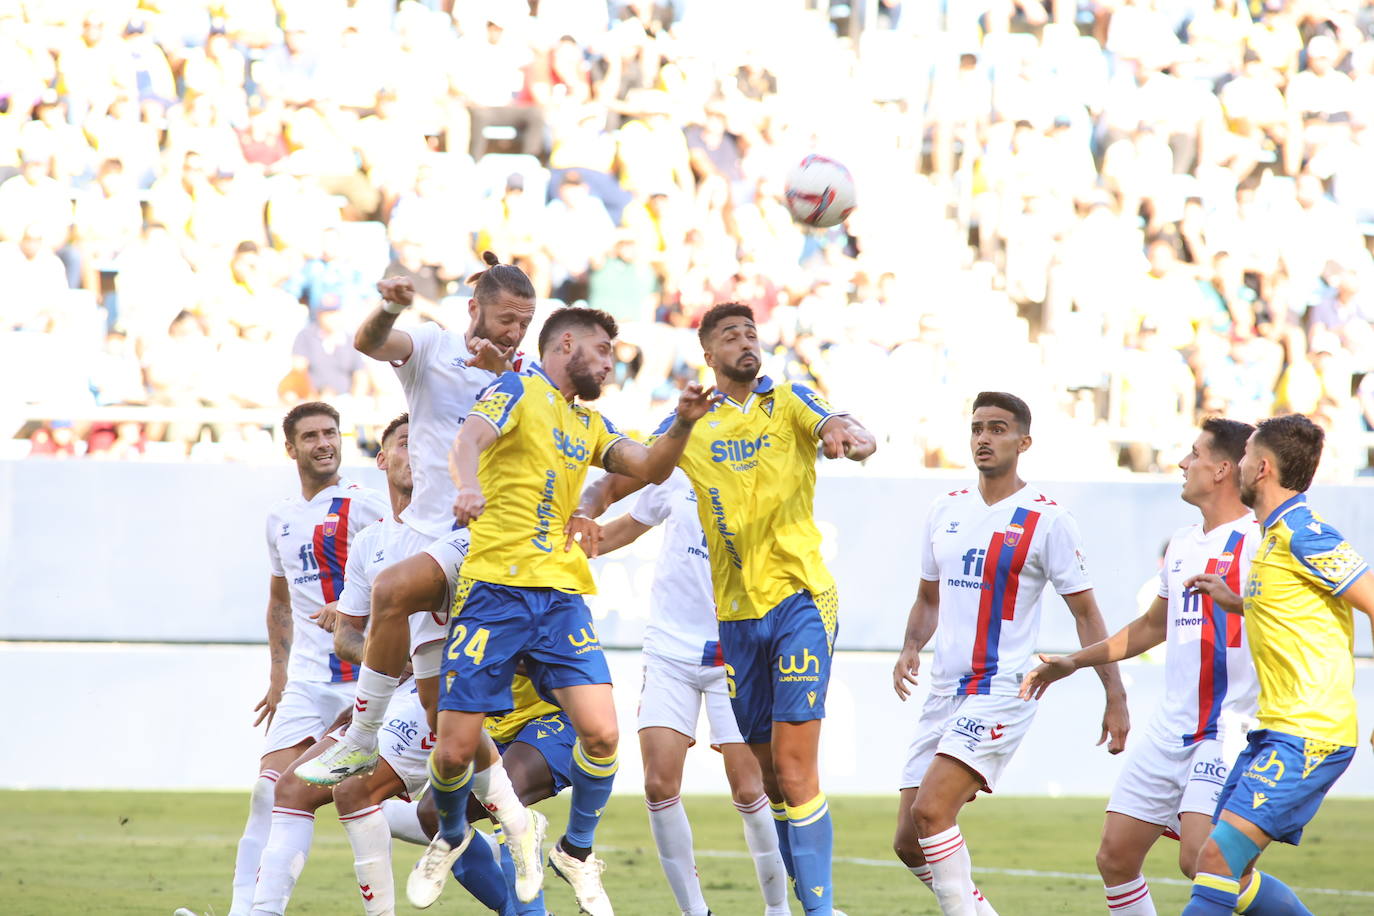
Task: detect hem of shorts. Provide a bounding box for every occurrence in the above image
[262,729,328,756]
[771,713,826,724]
[636,721,698,745]
[437,699,514,715]
[1103,804,1176,828]
[933,750,993,793]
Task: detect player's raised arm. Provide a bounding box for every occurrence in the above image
[590,514,654,556]
[599,382,718,484]
[1062,589,1131,754]
[254,574,293,729]
[565,472,648,556]
[354,276,418,362]
[819,414,877,461]
[892,577,939,700]
[1020,595,1168,700]
[447,414,500,527]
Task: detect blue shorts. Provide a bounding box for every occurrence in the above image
[717,588,838,744]
[439,581,611,715]
[498,712,576,793]
[1215,728,1355,845]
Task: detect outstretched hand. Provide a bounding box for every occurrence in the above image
[1018,653,1075,701]
[820,422,864,459]
[892,645,921,700]
[465,337,515,374]
[675,383,721,423]
[564,514,603,557]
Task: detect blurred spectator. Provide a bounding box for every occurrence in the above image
[285,227,369,319]
[289,304,366,400]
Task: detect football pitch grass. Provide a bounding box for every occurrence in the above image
[4,792,1371,915]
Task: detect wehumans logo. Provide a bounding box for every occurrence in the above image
[778,649,820,681]
[568,627,601,654]
[1246,750,1286,788]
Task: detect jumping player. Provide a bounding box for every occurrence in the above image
[890,391,1129,916]
[224,402,388,916]
[412,307,717,916]
[1178,414,1374,915]
[297,258,545,894]
[591,467,789,916]
[1020,418,1261,915]
[575,302,877,916]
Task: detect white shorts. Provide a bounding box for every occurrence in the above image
[638,653,744,747]
[389,524,471,666]
[327,687,432,800]
[1106,731,1244,834]
[264,679,355,755]
[899,693,1037,793]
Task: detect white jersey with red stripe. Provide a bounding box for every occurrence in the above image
[1149,515,1260,748]
[921,484,1091,698]
[630,469,723,666]
[265,478,388,683]
[336,516,452,659]
[391,321,522,541]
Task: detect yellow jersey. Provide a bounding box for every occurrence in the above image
[463,364,626,593]
[1243,493,1369,746]
[484,673,562,745]
[650,376,844,621]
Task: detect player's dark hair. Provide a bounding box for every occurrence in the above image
[697,302,755,346]
[381,412,409,446]
[282,401,340,444]
[467,251,535,306]
[1252,413,1324,492]
[1201,417,1253,466]
[972,391,1032,433]
[537,306,618,356]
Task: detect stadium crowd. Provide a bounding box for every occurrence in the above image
[5,0,1374,478]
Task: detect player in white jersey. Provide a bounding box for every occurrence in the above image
[591,468,789,916]
[219,402,389,916]
[890,392,1130,916]
[1019,418,1261,915]
[245,415,531,916]
[297,257,547,896]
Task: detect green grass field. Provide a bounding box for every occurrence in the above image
[3,792,1370,915]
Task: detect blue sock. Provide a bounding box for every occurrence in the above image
[1183,874,1241,915]
[1237,871,1313,915]
[769,801,798,899]
[564,741,617,849]
[451,831,513,914]
[786,794,833,915]
[498,828,547,915]
[428,753,473,846]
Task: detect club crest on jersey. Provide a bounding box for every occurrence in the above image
[761,399,774,417]
[322,512,340,538]
[1215,552,1234,577]
[1004,522,1025,548]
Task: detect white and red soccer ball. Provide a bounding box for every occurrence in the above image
[783,154,856,229]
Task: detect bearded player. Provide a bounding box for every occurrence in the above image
[1020,418,1262,915]
[297,257,547,895]
[890,392,1129,916]
[575,302,876,916]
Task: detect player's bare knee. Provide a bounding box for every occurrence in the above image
[643,770,682,803]
[1095,842,1135,885]
[893,837,925,867]
[273,775,322,811]
[911,793,957,836]
[332,776,368,814]
[1178,847,1199,880]
[577,727,618,760]
[730,780,763,807]
[773,765,819,806]
[371,569,413,620]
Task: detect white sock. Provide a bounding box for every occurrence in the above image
[341,805,394,916]
[249,807,316,916]
[913,863,1000,916]
[471,757,529,834]
[1104,876,1156,914]
[735,795,788,913]
[381,797,430,845]
[918,826,977,916]
[229,769,278,916]
[646,796,709,916]
[343,667,400,748]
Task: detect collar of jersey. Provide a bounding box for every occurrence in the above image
[718,374,775,410]
[1262,492,1307,530]
[526,361,558,389]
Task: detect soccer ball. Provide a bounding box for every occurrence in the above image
[783,154,856,229]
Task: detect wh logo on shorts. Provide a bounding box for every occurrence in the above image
[568,627,601,654]
[779,649,819,677]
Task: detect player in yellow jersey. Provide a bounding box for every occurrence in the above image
[408,306,717,916]
[573,302,876,916]
[1180,414,1374,916]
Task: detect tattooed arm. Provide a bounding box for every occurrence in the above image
[254,575,293,730]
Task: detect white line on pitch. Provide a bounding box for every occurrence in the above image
[648,848,1373,899]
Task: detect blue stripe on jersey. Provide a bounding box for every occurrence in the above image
[957,506,1033,695]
